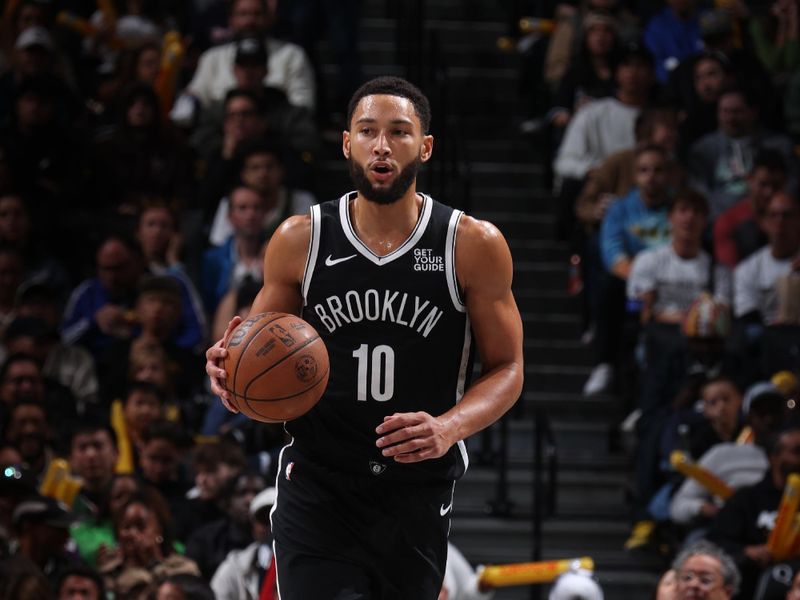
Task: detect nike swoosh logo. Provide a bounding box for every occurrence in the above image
[325,254,357,267]
[440,502,452,517]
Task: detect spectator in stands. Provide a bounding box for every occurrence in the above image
[202,186,268,313]
[182,0,315,111]
[584,144,672,395]
[0,245,25,337]
[186,470,267,580]
[668,51,733,158]
[136,422,193,528]
[211,485,276,600]
[10,495,78,588]
[672,540,739,599]
[734,192,800,325]
[61,235,145,358]
[643,0,704,83]
[554,41,655,184]
[749,0,800,88]
[208,140,317,247]
[708,424,800,597]
[688,86,796,220]
[98,275,203,403]
[3,316,99,414]
[549,13,621,132]
[190,36,319,164]
[211,275,261,344]
[0,75,86,219]
[93,83,195,215]
[62,234,204,358]
[713,149,787,270]
[0,193,69,294]
[575,108,681,234]
[655,569,677,599]
[154,574,215,600]
[68,421,120,568]
[113,383,164,470]
[175,441,247,542]
[56,564,105,600]
[628,188,731,325]
[198,89,269,213]
[98,490,200,598]
[669,388,785,538]
[2,398,54,478]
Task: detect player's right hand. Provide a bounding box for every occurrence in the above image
[205,316,242,412]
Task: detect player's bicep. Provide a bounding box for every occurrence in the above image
[249,216,310,317]
[458,218,523,372]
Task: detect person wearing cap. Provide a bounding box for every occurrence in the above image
[554,41,656,184]
[183,0,315,111]
[211,485,277,600]
[190,36,318,168]
[8,494,78,586]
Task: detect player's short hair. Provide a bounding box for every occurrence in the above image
[669,187,709,216]
[672,540,740,595]
[347,76,432,134]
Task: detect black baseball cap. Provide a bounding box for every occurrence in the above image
[12,495,75,528]
[234,37,267,66]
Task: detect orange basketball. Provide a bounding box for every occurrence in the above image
[223,312,329,423]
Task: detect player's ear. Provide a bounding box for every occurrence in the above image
[342,130,351,159]
[420,134,433,163]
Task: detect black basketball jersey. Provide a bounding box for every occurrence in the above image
[289,192,473,482]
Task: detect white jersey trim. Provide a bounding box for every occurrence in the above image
[455,316,472,474]
[301,204,322,305]
[445,210,466,312]
[270,437,293,600]
[338,191,433,266]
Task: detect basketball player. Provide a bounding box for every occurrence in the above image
[206,76,524,599]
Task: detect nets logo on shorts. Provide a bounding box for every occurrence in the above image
[369,461,387,476]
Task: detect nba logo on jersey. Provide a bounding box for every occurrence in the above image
[413,248,444,272]
[369,461,387,476]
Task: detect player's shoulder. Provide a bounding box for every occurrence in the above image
[271,213,312,251]
[456,213,508,250]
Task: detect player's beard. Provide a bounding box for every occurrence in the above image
[348,155,422,205]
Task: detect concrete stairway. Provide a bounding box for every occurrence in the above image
[313,2,665,597]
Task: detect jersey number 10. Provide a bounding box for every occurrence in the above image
[352,344,395,402]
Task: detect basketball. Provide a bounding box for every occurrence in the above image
[223,312,329,423]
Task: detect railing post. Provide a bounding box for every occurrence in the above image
[531,408,543,600]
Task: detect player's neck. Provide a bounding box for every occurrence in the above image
[350,190,423,257]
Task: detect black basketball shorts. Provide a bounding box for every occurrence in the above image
[270,445,455,600]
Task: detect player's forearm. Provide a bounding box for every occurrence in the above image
[439,361,524,445]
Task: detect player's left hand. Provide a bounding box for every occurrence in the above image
[375,412,454,463]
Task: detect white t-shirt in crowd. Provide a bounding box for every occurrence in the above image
[209,188,316,246]
[628,244,732,317]
[186,37,315,109]
[734,246,799,324]
[553,97,640,180]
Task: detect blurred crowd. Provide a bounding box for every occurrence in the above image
[0,0,369,598]
[513,0,800,596]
